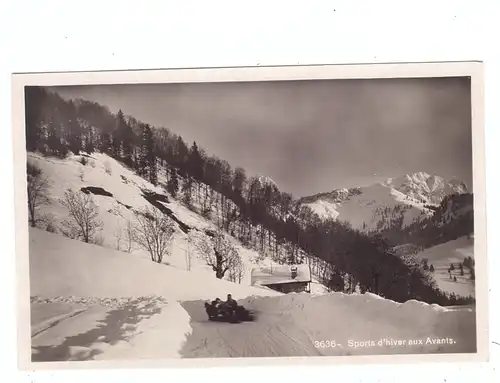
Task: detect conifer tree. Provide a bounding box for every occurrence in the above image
[100,132,112,154]
[232,167,247,202]
[66,101,82,155]
[118,110,135,166]
[85,126,95,154]
[138,123,157,185]
[422,258,429,271]
[175,136,189,175]
[182,176,194,206]
[25,87,46,152]
[137,123,148,177]
[166,168,179,197]
[187,141,204,181]
[47,117,61,156]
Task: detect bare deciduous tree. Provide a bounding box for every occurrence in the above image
[115,223,123,251]
[227,253,245,284]
[114,219,136,253]
[59,189,103,243]
[40,212,59,233]
[114,208,136,253]
[188,228,242,279]
[124,219,135,253]
[132,206,175,263]
[26,162,51,228]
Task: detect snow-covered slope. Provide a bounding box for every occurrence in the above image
[413,237,475,298]
[29,228,476,361]
[26,151,294,286]
[301,172,468,232]
[29,228,281,302]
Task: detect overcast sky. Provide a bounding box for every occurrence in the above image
[51,76,472,197]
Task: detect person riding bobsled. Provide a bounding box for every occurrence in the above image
[211,297,222,308]
[204,297,221,318]
[218,293,238,316]
[204,294,253,322]
[225,294,237,309]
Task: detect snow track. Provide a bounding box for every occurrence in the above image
[179,299,323,358]
[31,306,89,339]
[179,293,476,358]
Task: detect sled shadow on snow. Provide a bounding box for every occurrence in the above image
[31,297,164,362]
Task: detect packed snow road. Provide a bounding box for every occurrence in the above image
[179,300,324,358]
[179,293,477,358]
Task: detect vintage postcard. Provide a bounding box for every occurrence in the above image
[11,62,487,370]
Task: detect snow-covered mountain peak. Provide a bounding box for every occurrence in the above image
[382,172,468,205]
[384,172,437,188]
[448,178,469,193]
[301,172,469,232]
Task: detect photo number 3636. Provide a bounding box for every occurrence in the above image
[314,340,340,348]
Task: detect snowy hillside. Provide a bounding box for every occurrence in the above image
[412,237,475,298]
[29,228,281,302]
[29,228,476,361]
[28,152,271,284]
[301,172,468,232]
[27,151,330,292]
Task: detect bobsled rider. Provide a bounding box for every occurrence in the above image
[211,297,222,308]
[226,294,237,309]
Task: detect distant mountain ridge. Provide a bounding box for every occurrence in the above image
[300,172,469,232]
[381,172,468,205]
[300,187,362,205]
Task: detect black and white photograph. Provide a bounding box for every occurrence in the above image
[12,63,487,367]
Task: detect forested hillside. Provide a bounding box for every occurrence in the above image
[375,193,474,251]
